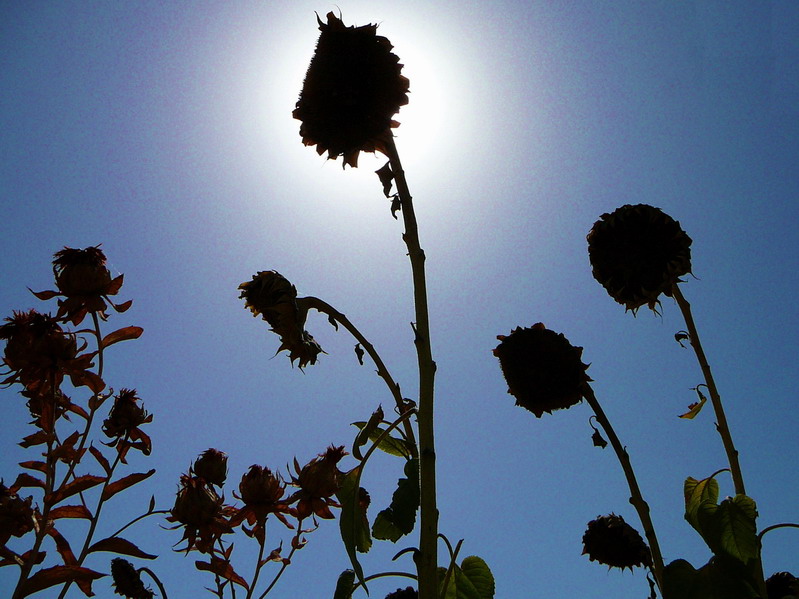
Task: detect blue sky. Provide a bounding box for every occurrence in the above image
[1,1,798,597]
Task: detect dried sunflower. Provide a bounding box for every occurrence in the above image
[493,324,590,417]
[587,204,692,313]
[293,12,409,167]
[582,513,651,571]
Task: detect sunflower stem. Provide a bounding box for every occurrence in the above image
[384,135,438,599]
[671,284,746,496]
[582,385,664,591]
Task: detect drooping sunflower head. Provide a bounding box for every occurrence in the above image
[493,323,591,418]
[582,513,652,571]
[587,204,692,314]
[293,12,410,168]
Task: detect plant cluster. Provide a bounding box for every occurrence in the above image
[2,10,797,599]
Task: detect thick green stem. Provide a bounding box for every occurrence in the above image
[582,385,664,591]
[384,136,437,599]
[671,284,746,496]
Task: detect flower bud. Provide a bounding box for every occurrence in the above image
[239,466,285,513]
[587,204,692,313]
[0,482,35,545]
[102,389,150,439]
[582,513,651,571]
[171,475,223,529]
[493,324,590,417]
[53,246,112,297]
[193,449,228,487]
[384,588,417,599]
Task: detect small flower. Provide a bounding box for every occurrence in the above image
[31,246,130,325]
[493,324,591,417]
[193,449,228,487]
[582,513,651,571]
[289,445,346,519]
[102,389,152,462]
[766,572,799,599]
[239,271,324,368]
[169,474,232,554]
[0,310,100,395]
[0,482,35,546]
[293,12,410,168]
[231,465,293,528]
[384,588,418,599]
[587,204,692,313]
[110,558,154,599]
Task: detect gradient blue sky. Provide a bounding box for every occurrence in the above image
[2,2,798,598]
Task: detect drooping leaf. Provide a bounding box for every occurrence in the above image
[372,458,419,542]
[50,505,93,520]
[335,466,370,592]
[376,162,394,197]
[684,475,720,534]
[195,557,249,589]
[18,565,104,597]
[101,469,155,501]
[47,527,77,565]
[680,387,708,419]
[88,536,157,559]
[715,495,759,563]
[332,569,356,599]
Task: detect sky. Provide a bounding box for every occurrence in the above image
[1,1,798,598]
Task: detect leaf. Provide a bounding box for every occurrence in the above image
[18,461,48,473]
[45,474,105,505]
[101,469,155,501]
[11,472,46,492]
[460,556,495,599]
[354,343,364,366]
[663,556,760,599]
[684,475,720,535]
[333,569,356,599]
[29,288,60,300]
[680,387,708,419]
[88,536,157,559]
[18,565,104,597]
[113,298,133,313]
[50,505,93,520]
[69,368,105,394]
[47,527,77,565]
[375,162,394,197]
[335,466,370,592]
[353,406,384,461]
[89,445,111,476]
[19,430,49,448]
[372,459,419,542]
[715,495,759,563]
[195,557,249,589]
[101,325,143,349]
[350,422,413,459]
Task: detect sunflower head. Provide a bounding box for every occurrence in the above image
[293,12,410,168]
[587,204,692,313]
[493,324,591,417]
[582,513,651,571]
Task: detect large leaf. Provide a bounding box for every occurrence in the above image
[715,495,759,563]
[332,569,356,599]
[335,466,371,592]
[45,474,105,505]
[49,505,93,520]
[372,458,419,542]
[663,556,760,599]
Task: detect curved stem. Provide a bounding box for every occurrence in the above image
[301,296,417,454]
[582,385,664,591]
[246,522,267,599]
[671,284,746,496]
[758,522,799,542]
[384,135,437,599]
[139,567,169,599]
